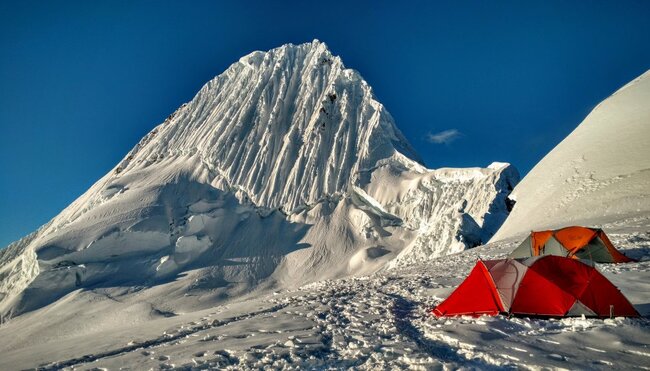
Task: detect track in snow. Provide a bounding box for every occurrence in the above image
[37,304,289,370]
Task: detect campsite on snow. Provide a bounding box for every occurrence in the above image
[2,0,650,366]
[0,37,647,369]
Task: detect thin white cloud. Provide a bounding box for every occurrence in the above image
[427,129,462,144]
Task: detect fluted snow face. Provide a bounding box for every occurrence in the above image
[117,40,419,212]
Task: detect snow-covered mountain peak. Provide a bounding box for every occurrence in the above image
[0,42,517,323]
[113,40,420,213]
[237,40,335,69]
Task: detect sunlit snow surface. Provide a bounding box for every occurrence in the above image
[0,216,648,370]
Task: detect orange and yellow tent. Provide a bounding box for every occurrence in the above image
[509,226,634,263]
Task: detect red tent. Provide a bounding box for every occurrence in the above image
[432,256,639,318]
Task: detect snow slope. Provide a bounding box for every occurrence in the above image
[0,40,518,323]
[492,70,650,242]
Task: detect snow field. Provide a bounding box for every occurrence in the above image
[10,227,646,370]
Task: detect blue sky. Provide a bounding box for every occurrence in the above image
[1,0,649,247]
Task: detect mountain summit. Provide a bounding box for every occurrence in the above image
[0,41,517,321]
[114,40,421,212]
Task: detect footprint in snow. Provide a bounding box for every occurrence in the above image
[548,353,567,361]
[508,346,528,353]
[584,346,606,353]
[537,338,561,345]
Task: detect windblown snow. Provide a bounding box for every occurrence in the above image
[0,40,518,324]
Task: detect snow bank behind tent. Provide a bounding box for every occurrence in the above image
[492,71,650,242]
